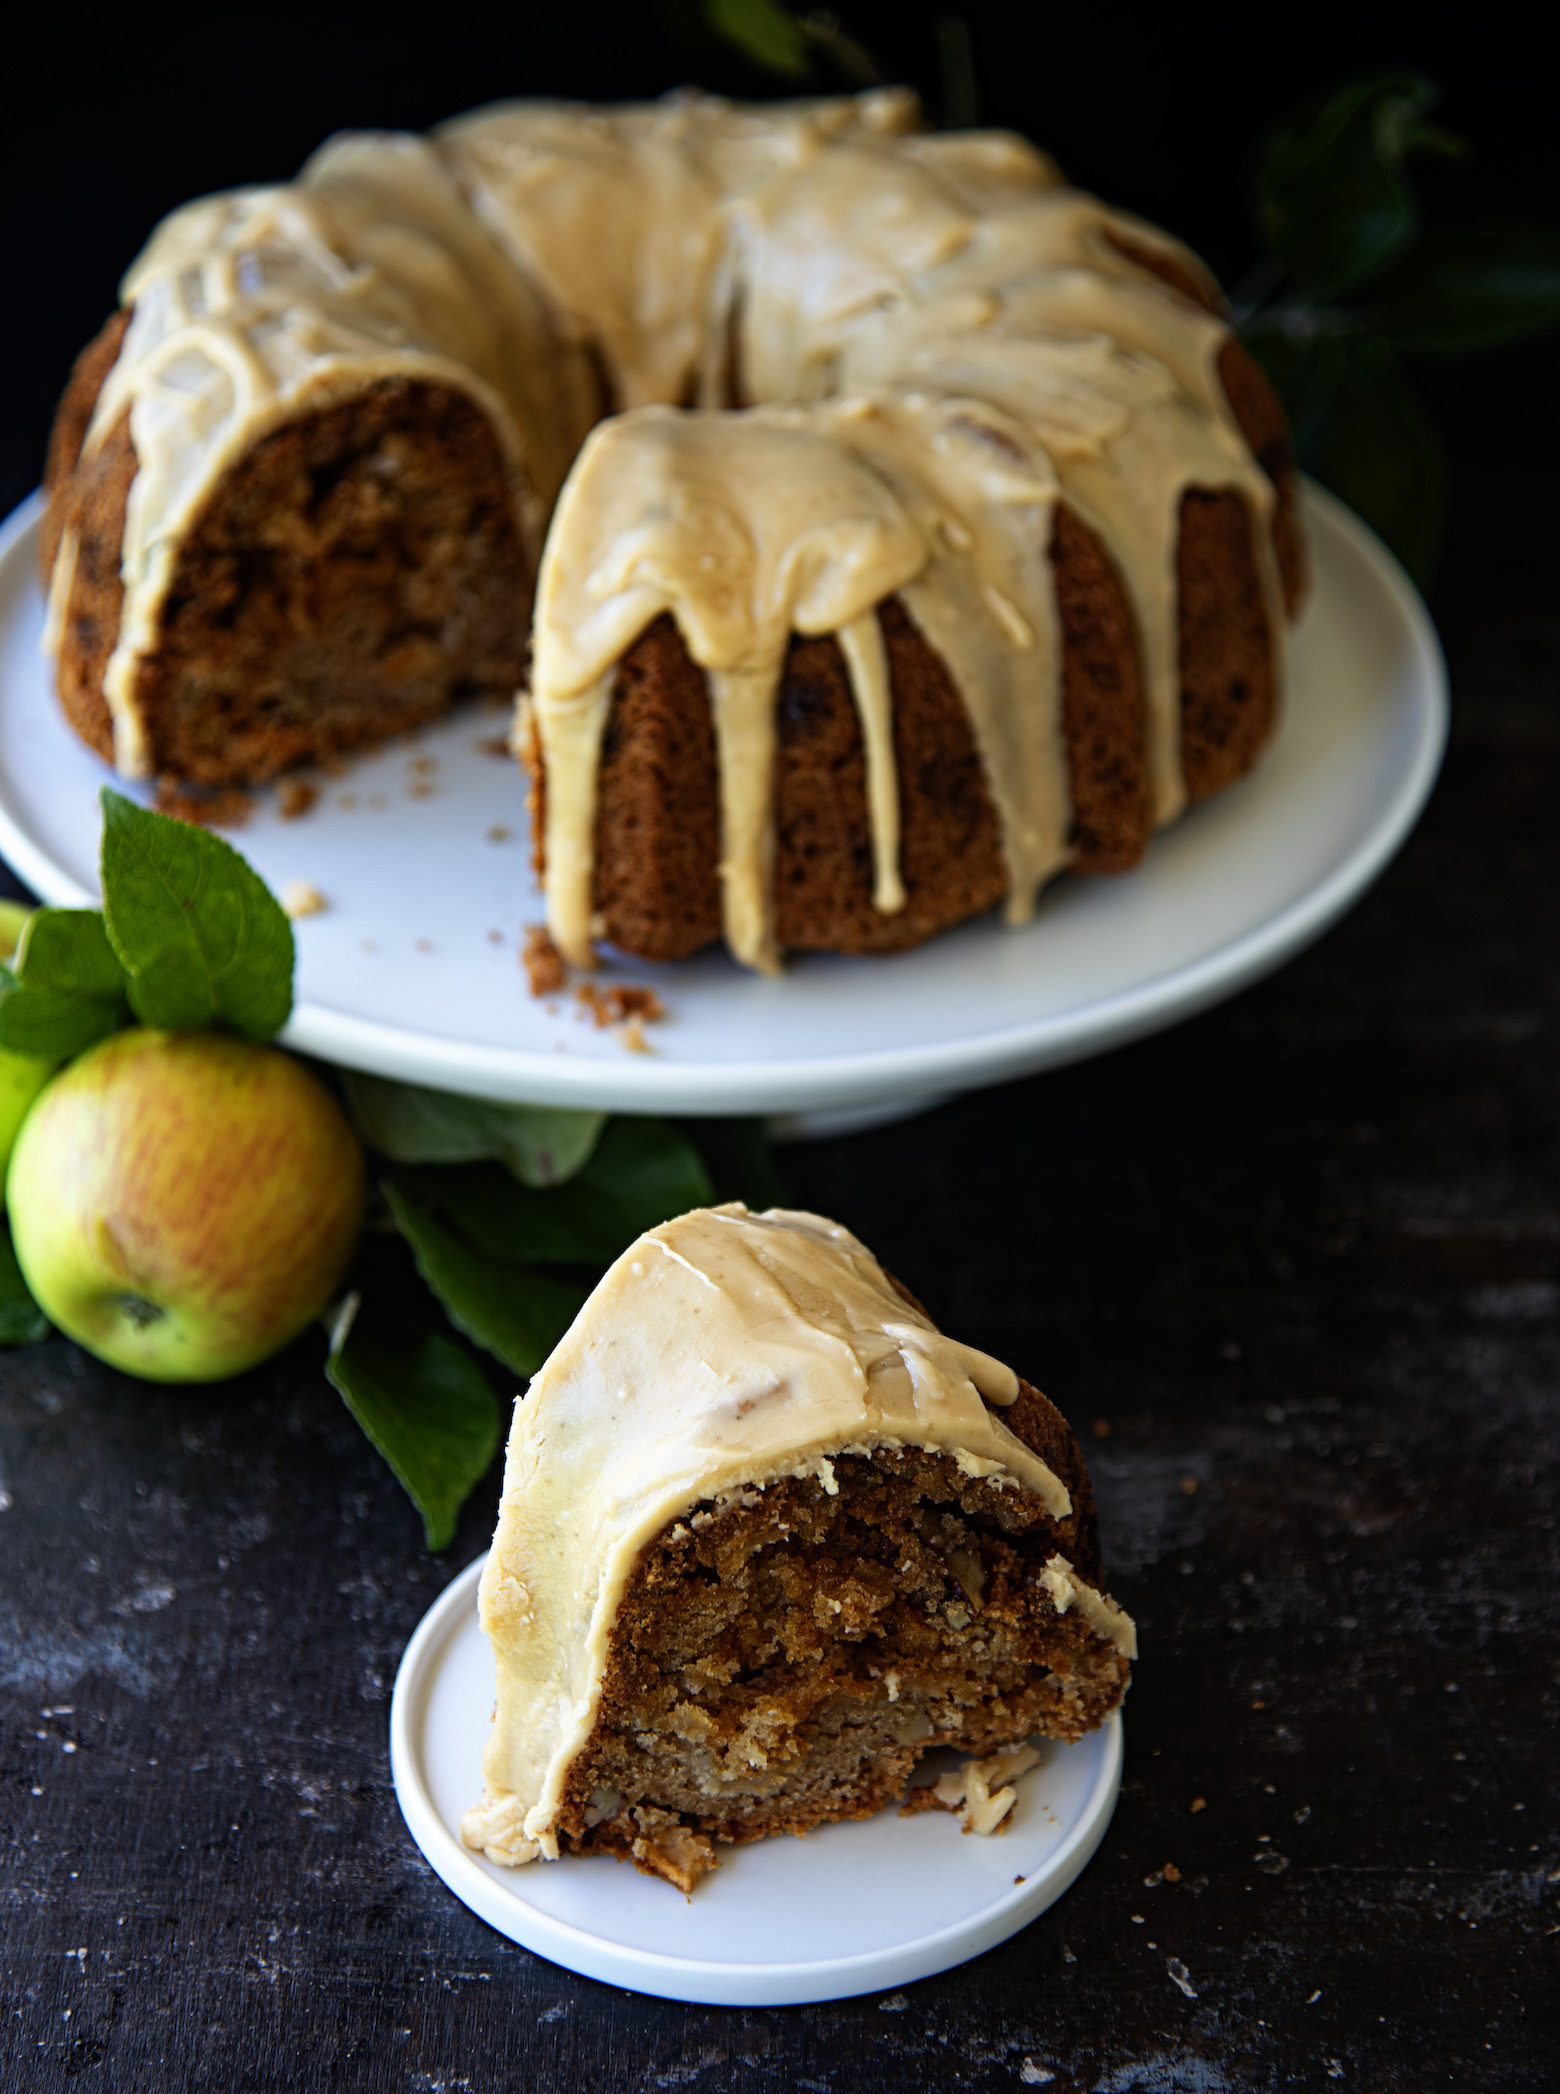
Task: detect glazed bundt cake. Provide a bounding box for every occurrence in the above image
[41,88,1305,973]
[460,1203,1134,1893]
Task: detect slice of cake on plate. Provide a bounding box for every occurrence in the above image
[461,1204,1134,1892]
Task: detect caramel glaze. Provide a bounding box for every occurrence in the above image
[460,1204,1135,1870]
[43,89,1301,970]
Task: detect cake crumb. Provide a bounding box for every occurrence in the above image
[487,928,504,944]
[625,1807,718,1896]
[523,925,568,997]
[1163,1861,1181,1882]
[1091,1418,1111,1439]
[415,937,433,953]
[576,982,667,1030]
[409,783,436,800]
[486,823,513,843]
[282,881,326,920]
[476,733,513,758]
[929,1744,1040,1835]
[155,778,251,829]
[337,792,359,810]
[1190,1796,1207,1813]
[622,1015,655,1055]
[1179,1476,1199,1496]
[277,779,318,820]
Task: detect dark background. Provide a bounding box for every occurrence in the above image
[3,4,1559,2088]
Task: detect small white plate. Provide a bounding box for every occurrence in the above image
[0,483,1445,1116]
[390,1554,1123,2006]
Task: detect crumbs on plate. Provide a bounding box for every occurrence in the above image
[155,778,252,829]
[522,924,568,997]
[282,880,327,919]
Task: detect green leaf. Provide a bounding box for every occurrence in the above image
[1253,70,1464,301]
[1297,334,1447,586]
[0,1217,50,1346]
[676,1116,790,1209]
[99,788,294,1039]
[325,1293,502,1552]
[0,899,31,964]
[394,1115,716,1266]
[385,1180,586,1378]
[0,908,129,1058]
[342,1071,606,1188]
[1365,221,1560,357]
[1239,318,1355,452]
[703,0,812,77]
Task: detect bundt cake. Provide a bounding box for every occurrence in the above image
[41,88,1305,974]
[460,1203,1134,1893]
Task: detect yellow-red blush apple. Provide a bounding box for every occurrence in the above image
[7,1028,364,1381]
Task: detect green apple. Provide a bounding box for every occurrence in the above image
[0,900,58,1195]
[6,1027,365,1381]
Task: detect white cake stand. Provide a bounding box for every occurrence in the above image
[0,482,1446,1119]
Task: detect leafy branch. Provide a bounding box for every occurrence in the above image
[1236,70,1560,583]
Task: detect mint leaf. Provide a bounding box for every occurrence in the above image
[0,1217,50,1346]
[325,1293,501,1552]
[1253,70,1463,301]
[341,1070,605,1188]
[1366,221,1560,357]
[395,1116,716,1266]
[99,789,294,1039]
[386,1181,585,1377]
[0,908,129,1058]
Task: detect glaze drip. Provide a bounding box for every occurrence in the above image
[48,89,1292,960]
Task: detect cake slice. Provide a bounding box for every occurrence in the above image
[461,1204,1134,1892]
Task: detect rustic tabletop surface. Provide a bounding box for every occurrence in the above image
[3,10,1558,2090]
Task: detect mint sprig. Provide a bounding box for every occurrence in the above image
[0,788,294,1054]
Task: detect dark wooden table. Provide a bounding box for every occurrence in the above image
[4,12,1558,2088]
